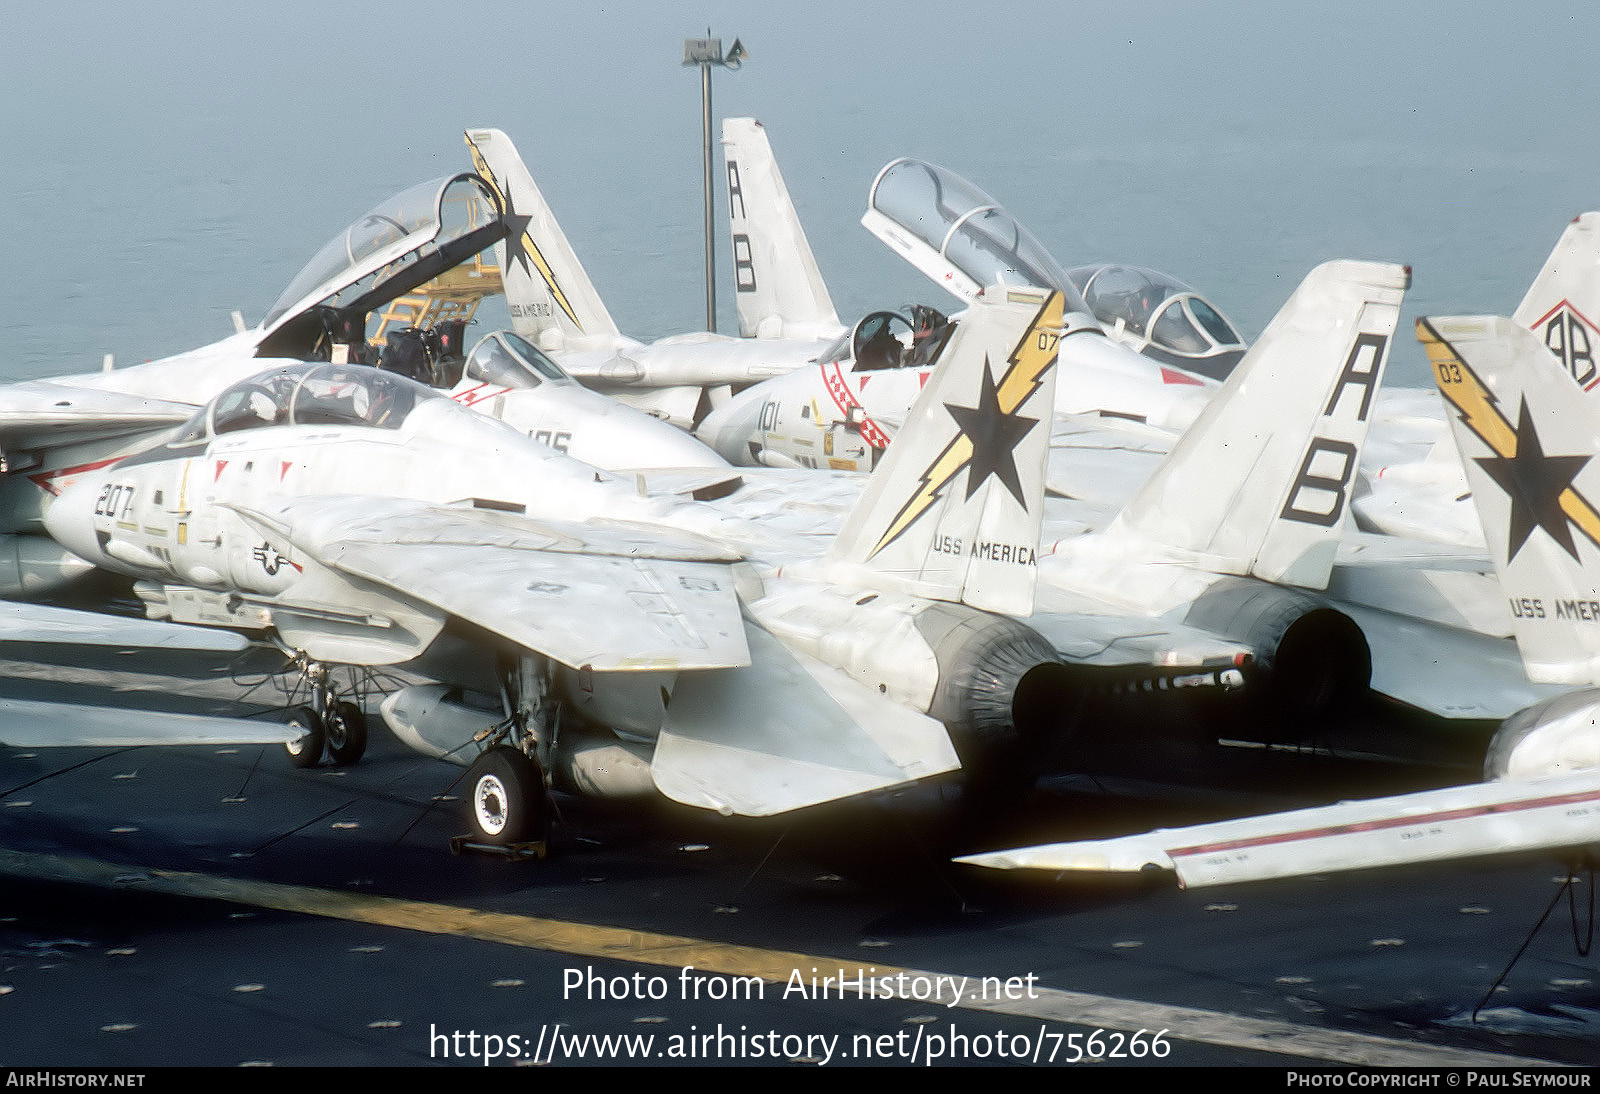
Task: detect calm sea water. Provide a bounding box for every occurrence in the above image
[4,1,1596,389]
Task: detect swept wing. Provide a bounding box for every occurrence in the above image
[229,495,749,673]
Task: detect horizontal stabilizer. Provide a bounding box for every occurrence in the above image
[1335,600,1563,720]
[958,772,1600,887]
[1,601,248,653]
[651,618,959,816]
[0,697,295,748]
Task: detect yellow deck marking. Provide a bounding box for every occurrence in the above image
[0,847,1557,1068]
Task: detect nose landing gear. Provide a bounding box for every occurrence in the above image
[278,655,369,768]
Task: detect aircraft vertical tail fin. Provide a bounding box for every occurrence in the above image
[721,118,841,340]
[463,127,624,353]
[1511,212,1600,393]
[1110,261,1409,589]
[1423,314,1600,686]
[825,286,1066,616]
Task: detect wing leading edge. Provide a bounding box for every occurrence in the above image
[957,773,1600,887]
[230,495,750,672]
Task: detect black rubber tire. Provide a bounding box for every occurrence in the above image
[284,705,325,768]
[325,700,368,766]
[466,746,547,845]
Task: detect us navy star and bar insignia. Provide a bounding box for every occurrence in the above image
[1419,316,1600,563]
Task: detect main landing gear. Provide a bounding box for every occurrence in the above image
[463,746,548,848]
[454,657,554,854]
[279,656,368,768]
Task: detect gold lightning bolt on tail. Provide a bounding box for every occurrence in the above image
[1563,463,1600,546]
[1419,316,1600,552]
[867,291,1062,558]
[1418,317,1516,460]
[464,133,585,333]
[995,290,1063,415]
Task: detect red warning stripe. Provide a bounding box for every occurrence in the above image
[821,361,892,449]
[1169,785,1600,859]
[26,456,125,497]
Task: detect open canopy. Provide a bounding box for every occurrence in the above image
[862,158,1091,315]
[863,157,1247,379]
[258,174,506,341]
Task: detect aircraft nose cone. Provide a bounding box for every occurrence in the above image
[636,420,737,472]
[695,394,766,466]
[43,478,109,568]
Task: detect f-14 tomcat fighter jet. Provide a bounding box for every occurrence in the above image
[0,173,734,601]
[961,314,1600,886]
[696,154,1246,475]
[42,286,1082,844]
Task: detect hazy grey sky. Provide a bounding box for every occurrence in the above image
[3,1,1594,381]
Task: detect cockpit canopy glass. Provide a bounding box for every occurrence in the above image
[261,174,502,333]
[1067,264,1246,361]
[174,363,437,444]
[866,159,1092,314]
[464,331,574,389]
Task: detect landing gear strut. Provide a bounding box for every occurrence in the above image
[456,656,555,853]
[279,655,368,768]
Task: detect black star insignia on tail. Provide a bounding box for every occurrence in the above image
[498,186,536,282]
[944,359,1039,506]
[1476,398,1590,561]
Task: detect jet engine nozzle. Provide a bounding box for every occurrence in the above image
[1183,577,1370,722]
[914,603,1070,774]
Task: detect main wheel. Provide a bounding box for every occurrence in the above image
[325,700,368,766]
[284,705,325,768]
[466,747,547,845]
